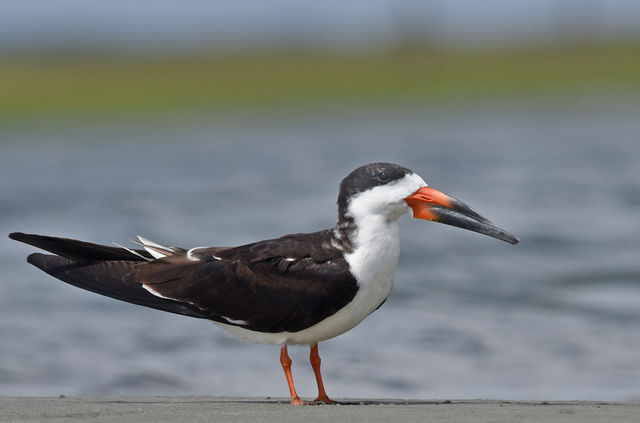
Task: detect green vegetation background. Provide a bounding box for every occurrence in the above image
[1,43,639,121]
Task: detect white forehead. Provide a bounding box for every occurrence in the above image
[346,172,427,219]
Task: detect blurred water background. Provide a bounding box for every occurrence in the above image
[1,1,639,401]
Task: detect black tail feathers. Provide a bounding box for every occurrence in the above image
[9,232,152,262]
[9,232,208,320]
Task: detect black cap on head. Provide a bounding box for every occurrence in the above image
[337,163,413,210]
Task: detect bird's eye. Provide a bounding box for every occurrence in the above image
[377,171,390,182]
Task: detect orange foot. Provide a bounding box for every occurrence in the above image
[314,395,340,405]
[290,397,316,406]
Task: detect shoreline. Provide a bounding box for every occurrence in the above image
[2,397,640,423]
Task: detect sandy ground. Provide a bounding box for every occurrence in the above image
[1,397,640,423]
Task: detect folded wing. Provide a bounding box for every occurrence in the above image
[132,231,358,333]
[11,231,358,333]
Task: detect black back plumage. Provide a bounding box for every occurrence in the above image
[133,230,358,332]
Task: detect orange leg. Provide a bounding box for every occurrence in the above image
[309,343,337,404]
[280,345,309,405]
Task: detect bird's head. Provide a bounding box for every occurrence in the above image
[338,163,519,244]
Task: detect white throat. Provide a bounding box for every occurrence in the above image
[339,172,428,316]
[344,215,401,296]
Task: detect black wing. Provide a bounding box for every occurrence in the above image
[9,232,210,319]
[132,230,359,333]
[10,231,359,333]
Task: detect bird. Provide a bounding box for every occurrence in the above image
[9,162,518,405]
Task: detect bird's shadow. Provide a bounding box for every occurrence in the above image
[93,398,454,406]
[218,398,456,406]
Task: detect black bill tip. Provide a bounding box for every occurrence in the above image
[431,205,520,245]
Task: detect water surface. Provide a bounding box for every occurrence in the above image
[1,97,639,400]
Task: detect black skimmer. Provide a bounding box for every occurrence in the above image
[9,162,518,405]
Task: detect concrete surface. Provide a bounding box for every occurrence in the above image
[1,397,640,423]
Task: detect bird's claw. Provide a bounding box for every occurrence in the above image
[314,397,340,405]
[290,396,339,405]
[290,397,315,406]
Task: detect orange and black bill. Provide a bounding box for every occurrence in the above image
[405,186,519,245]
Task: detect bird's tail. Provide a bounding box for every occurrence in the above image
[9,232,208,319]
[9,232,154,262]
